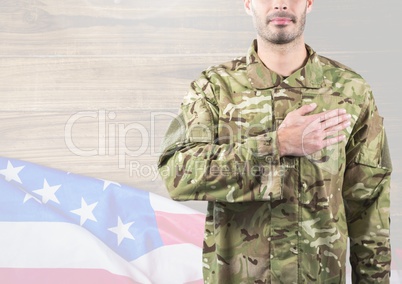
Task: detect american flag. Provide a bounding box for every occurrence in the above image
[0,157,205,284]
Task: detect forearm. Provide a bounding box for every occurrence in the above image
[343,135,392,282]
[342,92,392,282]
[158,132,282,203]
[347,175,391,283]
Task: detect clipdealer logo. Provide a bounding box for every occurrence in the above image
[64,109,344,180]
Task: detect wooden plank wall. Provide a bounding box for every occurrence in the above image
[0,0,257,207]
[1,0,401,261]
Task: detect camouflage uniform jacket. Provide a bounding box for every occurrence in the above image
[158,40,392,283]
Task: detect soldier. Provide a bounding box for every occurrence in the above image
[158,0,392,283]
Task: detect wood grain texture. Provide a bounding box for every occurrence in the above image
[0,1,401,222]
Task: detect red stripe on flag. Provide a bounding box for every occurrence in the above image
[154,211,205,247]
[0,268,138,284]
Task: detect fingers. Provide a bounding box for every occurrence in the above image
[296,103,317,116]
[316,114,350,147]
[319,113,351,130]
[317,108,347,123]
[323,134,347,148]
[305,109,351,151]
[282,105,351,156]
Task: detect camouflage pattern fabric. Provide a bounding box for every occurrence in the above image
[158,40,392,283]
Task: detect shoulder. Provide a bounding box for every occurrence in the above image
[189,56,250,100]
[316,54,380,127]
[317,54,368,86]
[203,56,248,79]
[183,56,248,105]
[317,54,372,101]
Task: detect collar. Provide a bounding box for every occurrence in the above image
[246,40,324,89]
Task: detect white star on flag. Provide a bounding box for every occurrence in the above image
[33,179,61,204]
[100,179,121,191]
[108,216,135,246]
[0,161,25,183]
[70,198,98,226]
[0,157,207,283]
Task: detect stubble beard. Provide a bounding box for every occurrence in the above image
[253,10,307,45]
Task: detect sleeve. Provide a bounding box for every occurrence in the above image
[157,72,283,203]
[342,90,392,283]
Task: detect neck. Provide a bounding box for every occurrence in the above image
[256,36,308,77]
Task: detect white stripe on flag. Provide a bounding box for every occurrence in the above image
[0,222,202,284]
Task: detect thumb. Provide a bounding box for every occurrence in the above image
[296,103,317,116]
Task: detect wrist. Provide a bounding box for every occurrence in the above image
[277,128,286,157]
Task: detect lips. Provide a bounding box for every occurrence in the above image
[270,17,292,25]
[267,12,296,25]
